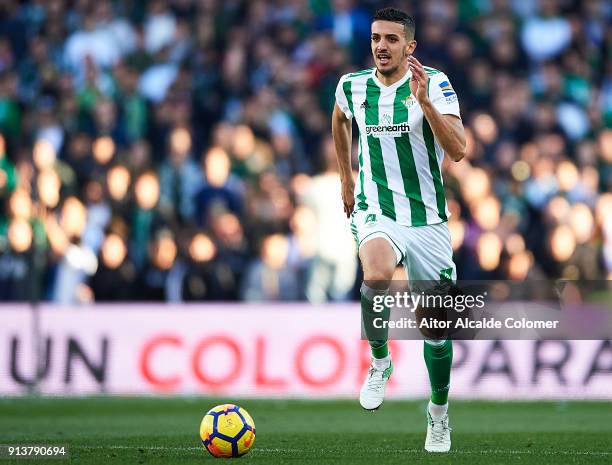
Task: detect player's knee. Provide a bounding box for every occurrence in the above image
[362,254,395,285]
[362,267,394,286]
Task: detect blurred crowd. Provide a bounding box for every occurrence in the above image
[0,0,610,303]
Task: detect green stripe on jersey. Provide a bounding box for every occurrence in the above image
[423,119,447,221]
[393,82,426,225]
[365,78,396,221]
[342,80,354,115]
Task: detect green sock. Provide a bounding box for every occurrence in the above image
[423,339,452,405]
[360,284,390,359]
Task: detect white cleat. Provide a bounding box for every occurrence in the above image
[425,411,452,453]
[359,360,393,410]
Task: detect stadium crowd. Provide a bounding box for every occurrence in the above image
[0,0,610,303]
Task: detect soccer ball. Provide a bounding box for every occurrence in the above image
[200,404,256,457]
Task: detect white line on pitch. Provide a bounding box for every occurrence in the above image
[75,445,612,456]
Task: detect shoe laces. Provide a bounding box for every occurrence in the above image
[429,414,452,443]
[366,367,385,392]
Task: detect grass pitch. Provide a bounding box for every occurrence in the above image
[0,397,610,464]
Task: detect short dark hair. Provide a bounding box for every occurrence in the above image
[373,7,415,40]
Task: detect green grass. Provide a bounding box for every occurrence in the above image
[0,397,611,464]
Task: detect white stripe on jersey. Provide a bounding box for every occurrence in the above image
[377,89,413,224]
[411,118,442,225]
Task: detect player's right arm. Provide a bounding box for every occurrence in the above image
[332,103,354,218]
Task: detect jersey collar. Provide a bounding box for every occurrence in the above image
[371,67,412,91]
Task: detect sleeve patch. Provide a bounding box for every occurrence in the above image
[438,80,455,97]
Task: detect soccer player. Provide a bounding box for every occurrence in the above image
[332,7,466,453]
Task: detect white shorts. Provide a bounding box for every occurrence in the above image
[350,210,456,283]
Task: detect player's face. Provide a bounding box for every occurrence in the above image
[371,21,415,77]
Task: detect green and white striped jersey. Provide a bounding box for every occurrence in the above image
[335,66,460,226]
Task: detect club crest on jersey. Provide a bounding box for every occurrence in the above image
[402,95,416,108]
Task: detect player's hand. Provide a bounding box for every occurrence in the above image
[408,55,429,105]
[341,180,355,218]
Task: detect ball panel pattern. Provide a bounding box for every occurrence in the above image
[200,404,256,457]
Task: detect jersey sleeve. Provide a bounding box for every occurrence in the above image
[428,72,461,118]
[335,75,353,120]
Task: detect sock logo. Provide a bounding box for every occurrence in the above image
[432,383,451,393]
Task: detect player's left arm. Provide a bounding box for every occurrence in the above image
[409,56,466,162]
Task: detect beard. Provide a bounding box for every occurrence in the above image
[377,63,400,76]
[375,50,407,77]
